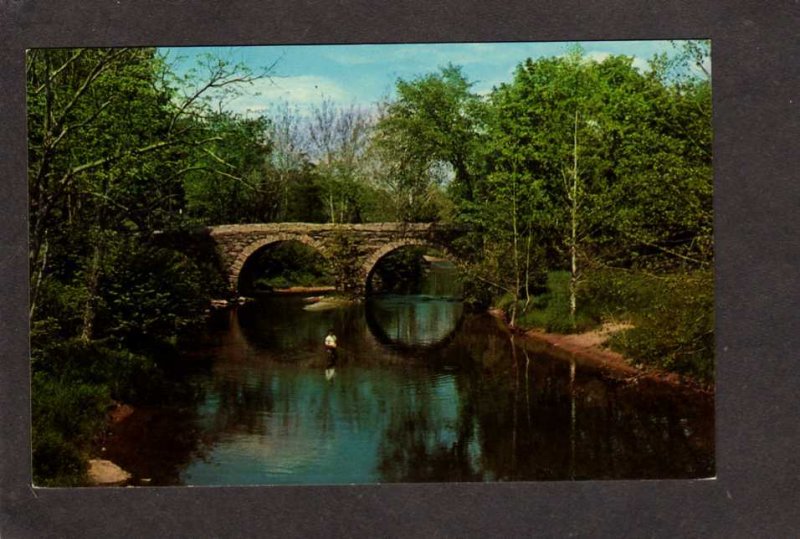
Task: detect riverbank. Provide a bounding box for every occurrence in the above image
[489,309,713,394]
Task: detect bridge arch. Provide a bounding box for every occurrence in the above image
[230,234,330,292]
[361,239,459,294]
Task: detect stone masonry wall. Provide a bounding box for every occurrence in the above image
[207,222,460,294]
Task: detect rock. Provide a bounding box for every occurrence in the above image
[88,459,132,485]
[109,403,134,424]
[210,299,229,308]
[487,308,506,320]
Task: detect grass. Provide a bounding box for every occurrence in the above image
[501,271,599,333]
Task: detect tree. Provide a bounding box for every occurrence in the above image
[365,105,453,222]
[476,50,603,326]
[306,99,376,223]
[182,111,278,224]
[27,47,270,334]
[592,42,712,270]
[473,44,712,327]
[27,47,277,485]
[375,64,484,205]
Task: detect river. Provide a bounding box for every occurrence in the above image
[103,263,714,485]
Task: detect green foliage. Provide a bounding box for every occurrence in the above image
[33,339,160,404]
[96,242,209,342]
[245,241,334,291]
[27,47,257,484]
[31,280,89,343]
[183,112,276,224]
[511,267,714,382]
[590,270,715,382]
[31,372,109,474]
[369,247,427,294]
[32,426,89,487]
[255,275,290,289]
[27,43,715,483]
[152,227,231,298]
[375,64,485,211]
[31,334,197,485]
[513,271,595,333]
[30,338,161,486]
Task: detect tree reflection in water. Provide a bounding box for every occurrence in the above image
[105,264,714,485]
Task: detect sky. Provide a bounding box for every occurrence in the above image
[158,41,691,117]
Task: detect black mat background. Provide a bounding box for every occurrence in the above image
[1,1,799,537]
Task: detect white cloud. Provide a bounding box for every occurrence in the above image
[223,75,352,115]
[325,43,553,72]
[584,51,613,63]
[632,56,651,72]
[582,51,651,72]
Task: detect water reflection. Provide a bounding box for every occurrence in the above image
[365,296,464,350]
[105,265,714,485]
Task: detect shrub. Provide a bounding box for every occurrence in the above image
[460,275,494,309]
[33,338,161,404]
[31,338,181,485]
[96,243,209,342]
[605,270,714,382]
[370,247,427,294]
[514,271,597,333]
[31,371,111,486]
[577,268,714,382]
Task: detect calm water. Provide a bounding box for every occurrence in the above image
[105,265,714,485]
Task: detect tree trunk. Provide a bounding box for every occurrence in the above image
[510,168,520,327]
[569,109,579,329]
[29,236,49,320]
[80,241,102,342]
[524,230,532,312]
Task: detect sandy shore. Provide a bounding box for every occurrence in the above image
[489,309,711,393]
[523,322,637,375]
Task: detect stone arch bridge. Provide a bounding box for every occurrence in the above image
[207,222,464,295]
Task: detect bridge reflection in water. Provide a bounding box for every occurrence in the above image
[102,263,715,485]
[365,296,464,350]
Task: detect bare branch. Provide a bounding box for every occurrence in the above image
[32,49,86,95]
[49,99,112,150]
[202,148,236,170]
[59,136,223,185]
[52,48,131,133]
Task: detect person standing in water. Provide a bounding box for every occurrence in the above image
[324,329,338,380]
[324,329,338,366]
